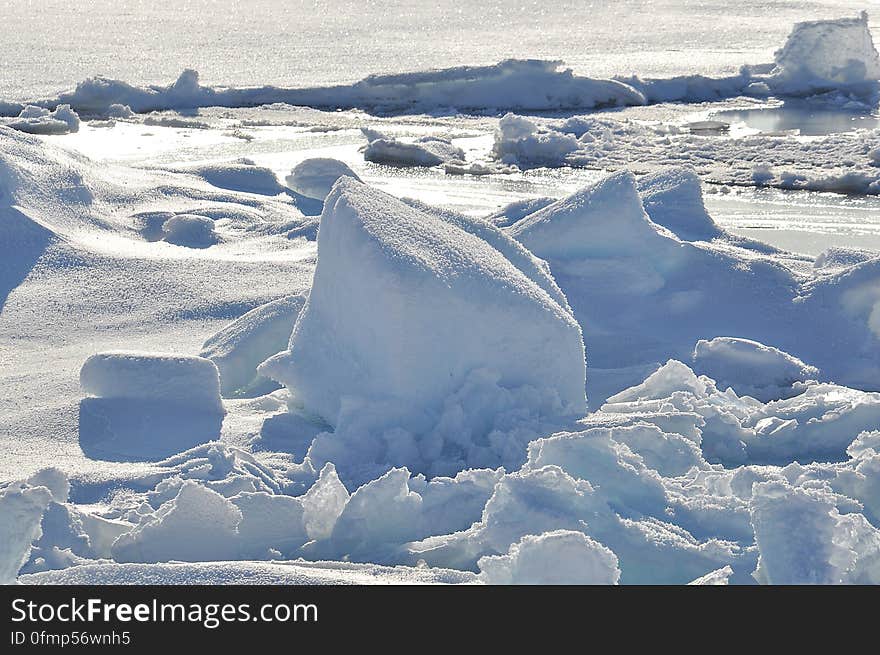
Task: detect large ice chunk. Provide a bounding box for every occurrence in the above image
[770,12,880,96]
[260,178,586,429]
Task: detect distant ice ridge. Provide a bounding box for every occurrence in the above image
[2,15,877,118]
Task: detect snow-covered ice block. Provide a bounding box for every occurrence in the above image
[688,566,733,585]
[0,482,53,583]
[200,294,307,396]
[363,133,465,167]
[6,104,80,135]
[478,530,620,585]
[508,170,681,262]
[80,351,224,413]
[638,167,722,242]
[770,12,880,96]
[161,213,218,248]
[750,479,880,584]
[692,337,819,401]
[260,177,586,429]
[493,113,579,167]
[284,158,361,200]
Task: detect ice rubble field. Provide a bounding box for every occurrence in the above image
[3,15,880,585]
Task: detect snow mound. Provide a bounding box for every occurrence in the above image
[161,213,218,248]
[508,170,680,262]
[478,530,620,584]
[260,178,585,479]
[180,161,283,195]
[285,158,361,200]
[200,294,307,396]
[363,131,465,167]
[80,352,224,413]
[770,12,880,96]
[5,105,80,135]
[692,337,820,401]
[637,168,722,242]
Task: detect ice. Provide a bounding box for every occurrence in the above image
[0,481,53,583]
[637,167,723,242]
[285,158,361,200]
[112,481,242,563]
[477,530,620,585]
[161,213,219,248]
[363,131,465,167]
[6,61,647,117]
[692,337,820,401]
[750,479,880,584]
[260,178,585,479]
[602,359,880,466]
[81,351,224,413]
[503,171,880,392]
[4,104,80,135]
[301,463,349,541]
[200,294,307,397]
[508,170,680,261]
[770,12,880,96]
[491,113,880,195]
[492,113,579,167]
[688,565,733,585]
[485,196,556,229]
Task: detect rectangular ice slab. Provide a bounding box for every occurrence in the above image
[80,351,224,413]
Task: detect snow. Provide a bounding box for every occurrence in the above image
[750,479,880,584]
[19,560,478,585]
[770,12,880,96]
[284,158,361,200]
[638,167,723,242]
[3,9,880,587]
[161,213,219,248]
[477,530,620,585]
[4,104,80,135]
[363,130,465,167]
[0,480,53,584]
[692,337,820,401]
[200,294,307,397]
[259,177,586,481]
[491,113,880,195]
[80,352,225,413]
